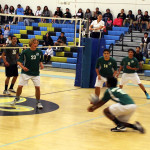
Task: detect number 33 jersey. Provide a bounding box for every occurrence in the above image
[18,48,43,76]
[96,56,117,77]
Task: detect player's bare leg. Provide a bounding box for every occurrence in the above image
[95,87,100,97]
[35,86,43,109]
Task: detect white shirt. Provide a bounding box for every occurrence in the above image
[35,10,42,16]
[91,20,104,32]
[45,48,53,56]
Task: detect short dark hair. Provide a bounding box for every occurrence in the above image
[103,49,110,53]
[136,46,140,49]
[107,77,117,87]
[11,35,16,39]
[128,48,135,53]
[61,32,65,35]
[144,32,148,35]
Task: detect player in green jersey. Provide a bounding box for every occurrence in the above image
[88,77,145,133]
[11,38,44,109]
[94,49,117,98]
[117,49,150,99]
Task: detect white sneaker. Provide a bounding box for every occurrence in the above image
[37,102,43,109]
[10,97,20,107]
[9,89,16,93]
[3,90,11,95]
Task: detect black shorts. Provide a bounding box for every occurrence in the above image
[5,64,18,77]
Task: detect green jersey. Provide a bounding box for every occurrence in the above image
[18,48,43,76]
[121,56,139,73]
[102,87,135,105]
[96,56,117,77]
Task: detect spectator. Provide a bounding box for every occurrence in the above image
[6,35,12,45]
[0,5,4,24]
[43,32,54,46]
[141,11,149,31]
[133,9,143,31]
[4,4,9,23]
[41,6,50,23]
[93,7,102,20]
[63,8,72,24]
[24,6,30,15]
[0,26,2,35]
[4,24,10,39]
[9,6,15,23]
[85,8,92,20]
[54,32,66,46]
[106,17,113,30]
[147,42,150,57]
[140,32,150,55]
[35,6,42,16]
[0,34,6,47]
[89,14,105,38]
[117,9,126,21]
[103,8,113,22]
[123,10,135,27]
[52,7,63,23]
[44,46,53,64]
[72,8,83,24]
[134,46,144,72]
[24,9,34,26]
[12,4,24,24]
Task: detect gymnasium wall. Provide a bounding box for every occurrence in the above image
[1,0,150,18]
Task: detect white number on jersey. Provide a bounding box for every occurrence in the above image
[128,62,130,65]
[104,64,108,68]
[111,87,126,95]
[12,50,16,55]
[31,55,36,60]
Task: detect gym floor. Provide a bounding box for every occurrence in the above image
[0,66,149,150]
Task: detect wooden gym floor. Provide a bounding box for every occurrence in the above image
[0,66,150,150]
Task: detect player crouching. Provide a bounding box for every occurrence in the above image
[88,77,145,133]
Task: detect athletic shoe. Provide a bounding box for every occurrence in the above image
[3,90,11,95]
[9,89,16,93]
[10,97,20,107]
[134,121,145,134]
[146,93,150,99]
[37,102,43,109]
[111,126,126,132]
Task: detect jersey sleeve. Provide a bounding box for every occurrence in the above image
[95,58,100,69]
[120,58,125,66]
[101,89,111,102]
[18,51,25,63]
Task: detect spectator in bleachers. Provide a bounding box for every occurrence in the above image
[85,8,92,20]
[41,6,50,23]
[134,46,144,72]
[4,4,9,23]
[141,11,149,31]
[92,7,102,21]
[63,8,72,24]
[12,4,24,24]
[0,34,6,47]
[52,7,63,23]
[140,32,150,55]
[35,6,42,16]
[103,8,113,23]
[6,35,12,45]
[44,46,53,64]
[24,9,34,26]
[72,8,83,24]
[133,9,143,32]
[54,32,66,46]
[106,17,113,30]
[0,5,4,24]
[24,6,30,15]
[117,9,126,21]
[0,26,2,35]
[9,6,15,23]
[43,32,54,46]
[123,10,135,27]
[4,24,10,39]
[89,14,105,38]
[147,42,150,57]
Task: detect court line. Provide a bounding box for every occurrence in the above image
[0,102,150,148]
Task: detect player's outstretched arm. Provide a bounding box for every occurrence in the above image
[40,62,44,70]
[88,100,107,112]
[116,66,123,78]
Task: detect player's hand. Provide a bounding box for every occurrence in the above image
[98,75,101,80]
[126,65,132,69]
[87,106,95,112]
[4,61,9,67]
[40,63,44,70]
[115,73,119,78]
[23,67,29,72]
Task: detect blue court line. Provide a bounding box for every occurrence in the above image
[0,102,150,148]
